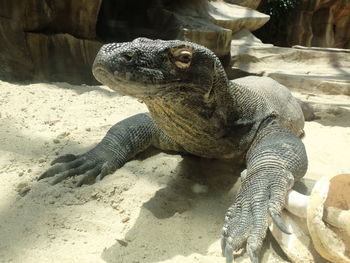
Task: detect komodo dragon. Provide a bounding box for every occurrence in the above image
[39,38,308,263]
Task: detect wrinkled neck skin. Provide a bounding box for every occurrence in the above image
[143,59,232,132]
[141,60,241,158]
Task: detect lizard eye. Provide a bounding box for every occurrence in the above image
[122,52,134,62]
[170,46,194,69]
[174,50,193,69]
[177,52,192,64]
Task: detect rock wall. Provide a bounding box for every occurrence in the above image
[230,30,350,96]
[286,0,350,48]
[26,33,102,84]
[0,0,33,81]
[0,0,269,84]
[224,0,262,10]
[23,0,102,38]
[0,0,103,83]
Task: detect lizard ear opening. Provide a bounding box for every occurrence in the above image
[170,46,194,69]
[203,61,216,103]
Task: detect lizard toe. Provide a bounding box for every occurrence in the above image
[75,165,102,187]
[50,158,97,185]
[39,157,86,180]
[221,199,252,262]
[95,162,117,182]
[51,154,78,165]
[246,236,262,263]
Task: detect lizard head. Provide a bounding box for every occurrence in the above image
[92,37,227,100]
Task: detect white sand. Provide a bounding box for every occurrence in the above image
[0,80,349,263]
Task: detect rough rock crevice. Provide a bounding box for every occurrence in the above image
[0,0,268,84]
[230,30,350,96]
[286,0,350,49]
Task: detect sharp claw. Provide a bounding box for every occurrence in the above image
[225,244,234,263]
[75,175,88,187]
[38,171,49,180]
[39,165,64,180]
[50,159,88,185]
[221,236,226,256]
[51,154,77,165]
[39,157,86,181]
[247,238,261,263]
[75,166,101,187]
[51,172,70,185]
[271,214,291,234]
[247,249,259,263]
[95,162,112,182]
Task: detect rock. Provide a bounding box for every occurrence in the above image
[122,217,130,223]
[0,15,34,81]
[26,33,102,84]
[150,0,269,57]
[224,0,261,10]
[230,30,350,95]
[23,0,102,39]
[151,9,233,57]
[117,239,128,247]
[16,182,31,197]
[286,0,350,49]
[208,1,269,33]
[297,99,316,121]
[0,0,269,83]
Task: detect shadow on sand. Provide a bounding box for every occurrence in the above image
[101,154,289,263]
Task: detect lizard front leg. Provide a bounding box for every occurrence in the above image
[222,121,308,263]
[39,113,163,186]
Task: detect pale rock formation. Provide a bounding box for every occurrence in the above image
[224,0,261,10]
[231,29,350,95]
[0,0,269,83]
[287,0,350,48]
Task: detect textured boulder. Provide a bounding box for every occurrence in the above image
[208,1,268,33]
[23,0,102,39]
[0,0,33,80]
[169,0,269,56]
[0,0,269,83]
[230,29,350,95]
[26,33,102,83]
[0,0,103,83]
[287,0,350,48]
[224,0,261,9]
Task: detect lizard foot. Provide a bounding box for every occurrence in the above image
[38,152,118,186]
[221,171,294,263]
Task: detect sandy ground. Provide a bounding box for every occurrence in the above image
[0,80,349,263]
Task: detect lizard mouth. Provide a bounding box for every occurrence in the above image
[92,66,159,97]
[93,65,190,98]
[92,66,116,86]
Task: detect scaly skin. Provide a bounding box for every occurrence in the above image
[39,38,308,262]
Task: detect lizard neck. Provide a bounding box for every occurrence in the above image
[208,59,241,129]
[142,59,237,143]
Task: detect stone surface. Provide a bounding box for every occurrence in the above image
[172,14,233,57]
[208,1,269,33]
[0,0,33,81]
[157,0,269,57]
[26,33,102,84]
[224,0,261,9]
[287,0,350,49]
[23,0,102,39]
[230,30,350,95]
[0,0,103,83]
[0,0,269,83]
